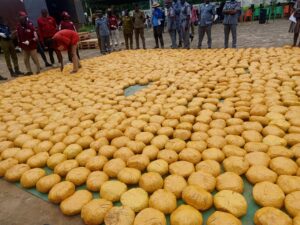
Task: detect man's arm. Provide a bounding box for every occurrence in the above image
[51,16,57,30]
[185,5,191,30]
[37,19,44,43]
[95,20,100,37]
[212,5,216,16]
[223,3,238,15]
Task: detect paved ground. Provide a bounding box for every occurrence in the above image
[0,18,295,225]
[0,19,293,80]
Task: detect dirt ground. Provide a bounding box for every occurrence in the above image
[0,18,295,225]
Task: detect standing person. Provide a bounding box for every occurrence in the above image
[289,0,300,46]
[166,0,177,48]
[179,0,191,49]
[0,17,23,78]
[52,29,81,74]
[17,12,40,75]
[174,0,182,47]
[59,11,80,62]
[222,0,241,48]
[190,5,198,41]
[121,10,134,50]
[95,11,111,54]
[108,9,120,51]
[38,9,57,64]
[36,32,52,68]
[152,2,164,48]
[198,0,215,49]
[59,11,76,31]
[133,4,146,49]
[94,12,102,54]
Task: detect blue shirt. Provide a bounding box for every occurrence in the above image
[179,1,191,21]
[167,6,177,30]
[95,17,109,36]
[198,3,216,26]
[152,8,163,27]
[0,24,11,39]
[222,1,241,25]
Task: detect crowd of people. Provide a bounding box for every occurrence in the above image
[0,0,300,80]
[95,0,241,53]
[0,9,81,80]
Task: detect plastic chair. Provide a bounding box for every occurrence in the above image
[252,8,260,20]
[284,5,290,17]
[244,9,253,22]
[275,6,283,18]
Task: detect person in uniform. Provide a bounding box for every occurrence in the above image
[121,10,134,50]
[17,11,40,75]
[133,4,146,49]
[108,9,120,51]
[179,0,191,49]
[289,0,300,46]
[59,11,80,62]
[222,0,240,48]
[198,0,215,49]
[166,0,177,48]
[37,9,57,64]
[174,0,182,47]
[52,29,81,74]
[95,11,111,54]
[0,17,23,78]
[59,11,76,31]
[152,2,164,49]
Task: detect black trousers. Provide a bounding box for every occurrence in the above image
[153,25,164,48]
[44,37,56,64]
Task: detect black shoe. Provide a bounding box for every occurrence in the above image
[178,43,182,48]
[0,76,7,80]
[9,69,16,77]
[154,46,159,49]
[45,62,52,67]
[25,72,33,76]
[15,70,24,76]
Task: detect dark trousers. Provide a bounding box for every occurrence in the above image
[181,22,190,49]
[169,29,177,49]
[134,28,146,49]
[37,41,49,65]
[0,39,19,71]
[224,24,237,48]
[44,37,56,64]
[100,35,110,53]
[153,25,164,48]
[123,32,133,49]
[198,25,212,48]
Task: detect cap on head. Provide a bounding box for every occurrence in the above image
[19,11,27,17]
[61,11,70,18]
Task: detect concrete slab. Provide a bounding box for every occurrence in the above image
[0,179,84,225]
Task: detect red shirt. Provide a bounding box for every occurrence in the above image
[37,16,57,41]
[52,29,79,51]
[108,15,118,30]
[59,20,76,31]
[17,21,37,50]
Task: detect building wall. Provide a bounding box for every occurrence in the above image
[0,0,25,30]
[24,0,48,26]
